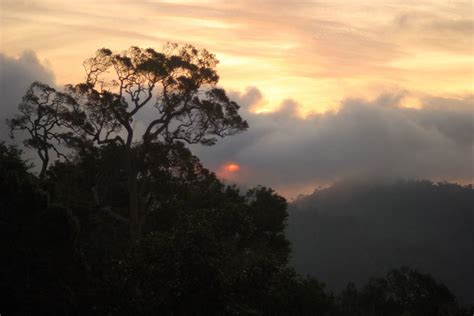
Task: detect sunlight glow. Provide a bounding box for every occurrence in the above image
[225,163,240,172]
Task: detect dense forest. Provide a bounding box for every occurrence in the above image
[288,179,474,305]
[1,44,472,315]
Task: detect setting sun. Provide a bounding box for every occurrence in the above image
[225,163,240,172]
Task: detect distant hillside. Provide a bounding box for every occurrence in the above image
[287,179,474,304]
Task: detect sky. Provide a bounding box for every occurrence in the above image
[1,0,473,198]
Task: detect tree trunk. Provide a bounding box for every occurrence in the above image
[39,152,48,180]
[126,150,141,246]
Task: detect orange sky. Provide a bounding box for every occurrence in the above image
[1,0,472,115]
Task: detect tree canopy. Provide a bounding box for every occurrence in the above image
[9,44,248,244]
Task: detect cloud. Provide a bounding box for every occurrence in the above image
[3,0,471,112]
[392,8,474,54]
[0,51,55,140]
[1,50,471,199]
[192,87,474,196]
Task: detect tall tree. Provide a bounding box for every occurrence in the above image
[10,44,248,244]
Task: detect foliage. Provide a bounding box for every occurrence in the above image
[7,82,80,178]
[0,142,84,315]
[2,142,471,315]
[335,267,467,316]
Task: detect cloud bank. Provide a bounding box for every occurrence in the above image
[192,88,474,197]
[1,54,472,198]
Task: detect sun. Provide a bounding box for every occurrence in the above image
[225,163,240,172]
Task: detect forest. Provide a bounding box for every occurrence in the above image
[1,44,473,315]
[289,179,474,307]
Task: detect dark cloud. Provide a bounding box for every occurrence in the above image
[192,88,474,195]
[0,51,55,140]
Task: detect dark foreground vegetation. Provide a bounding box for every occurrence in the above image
[1,44,472,315]
[1,143,473,315]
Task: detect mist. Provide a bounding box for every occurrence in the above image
[287,178,474,304]
[193,88,474,197]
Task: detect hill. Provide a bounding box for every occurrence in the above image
[287,179,474,304]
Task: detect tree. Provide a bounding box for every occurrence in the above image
[10,44,248,244]
[378,267,460,316]
[8,82,80,179]
[335,267,465,316]
[68,44,248,148]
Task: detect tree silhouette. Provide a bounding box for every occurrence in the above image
[9,44,248,244]
[336,267,465,316]
[8,82,80,178]
[70,45,248,147]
